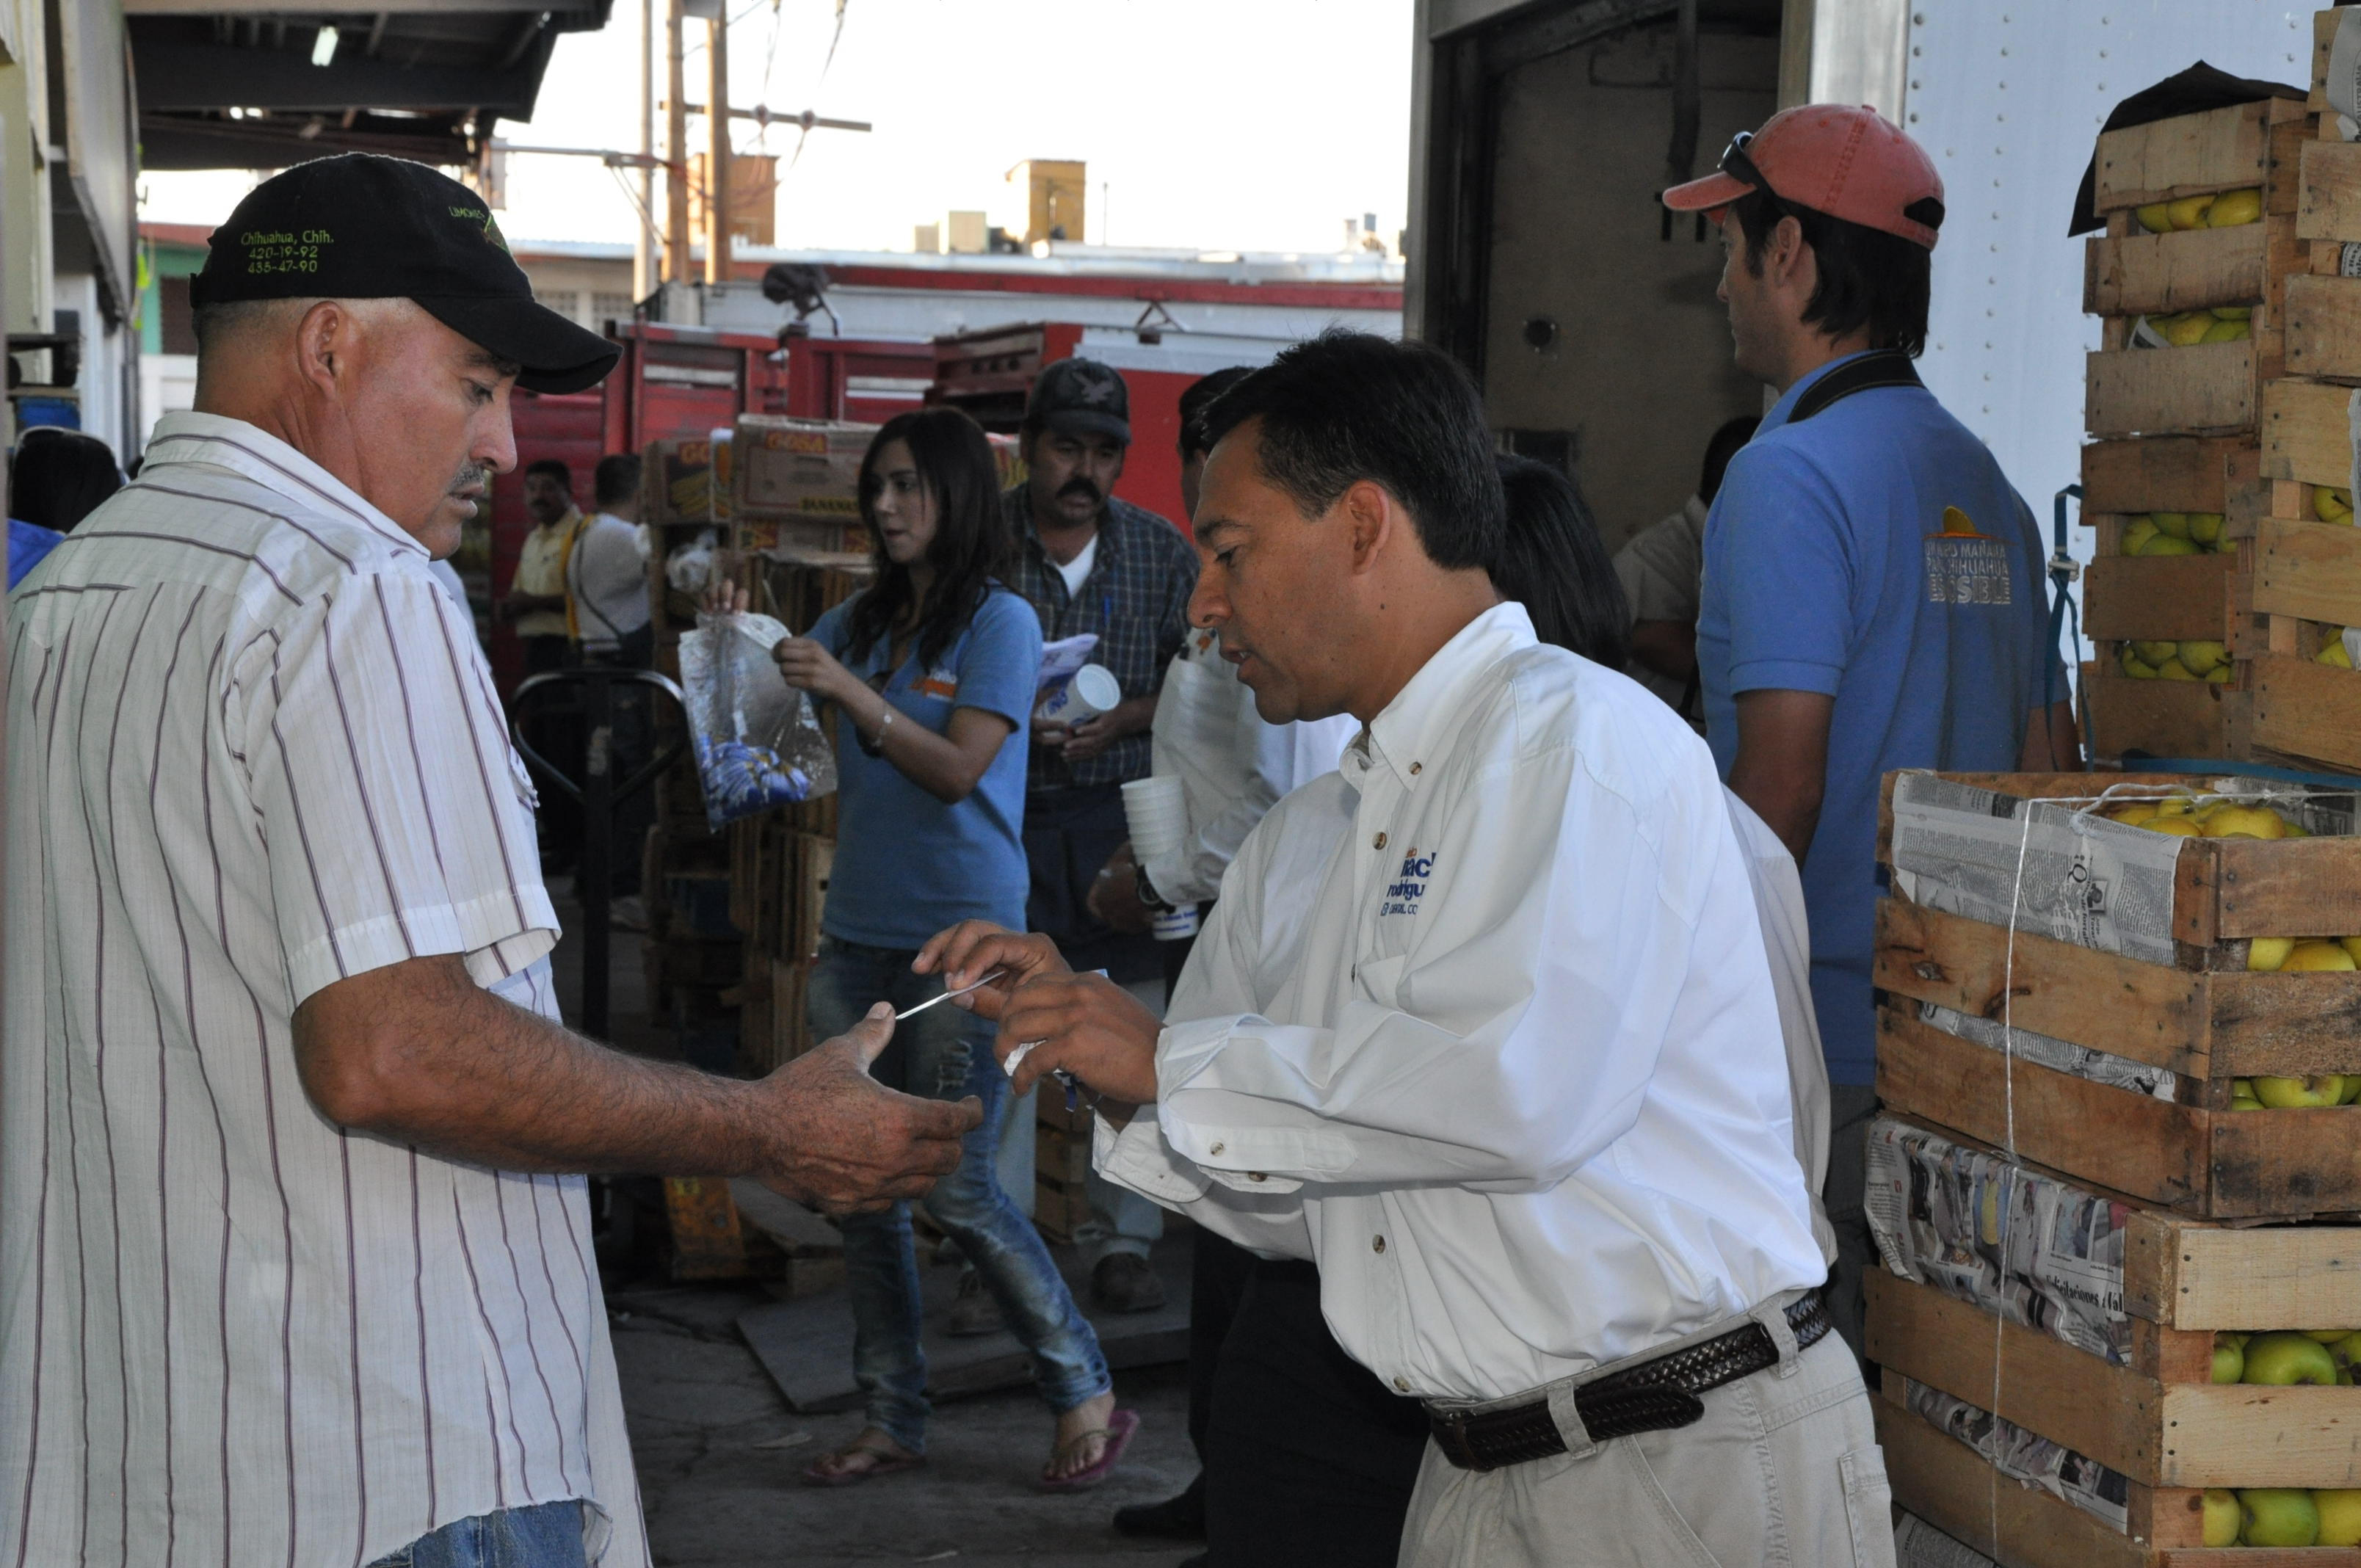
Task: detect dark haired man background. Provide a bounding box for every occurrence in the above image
[923,329,1879,1566]
[1002,356,1200,1313]
[1664,105,2078,1359]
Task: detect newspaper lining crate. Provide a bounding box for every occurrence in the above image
[1876,771,2361,953]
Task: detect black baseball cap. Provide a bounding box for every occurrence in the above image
[1027,357,1131,445]
[189,153,620,395]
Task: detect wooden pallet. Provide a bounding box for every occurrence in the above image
[1871,1267,2361,1494]
[1874,1380,2360,1567]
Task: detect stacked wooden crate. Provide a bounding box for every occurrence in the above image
[1032,1095,1092,1244]
[2078,93,2314,761]
[727,546,867,1076]
[1868,768,2361,1561]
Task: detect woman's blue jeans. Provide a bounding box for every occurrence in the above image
[807,936,1111,1453]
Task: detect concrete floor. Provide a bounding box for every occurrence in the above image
[546,882,1204,1566]
[609,1279,1200,1568]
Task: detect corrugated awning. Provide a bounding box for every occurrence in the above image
[128,2,612,171]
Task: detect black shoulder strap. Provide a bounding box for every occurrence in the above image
[1788,349,1923,425]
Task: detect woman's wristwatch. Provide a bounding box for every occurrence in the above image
[1134,860,1174,913]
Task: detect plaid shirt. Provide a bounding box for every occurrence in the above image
[1003,484,1200,789]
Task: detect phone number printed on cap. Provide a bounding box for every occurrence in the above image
[242,229,333,275]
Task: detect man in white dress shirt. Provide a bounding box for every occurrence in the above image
[1,153,976,1568]
[921,330,1888,1567]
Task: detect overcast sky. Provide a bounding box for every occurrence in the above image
[140,0,1418,258]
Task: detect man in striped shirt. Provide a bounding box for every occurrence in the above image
[1,154,978,1568]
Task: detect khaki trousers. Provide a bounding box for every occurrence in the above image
[1397,1301,1895,1568]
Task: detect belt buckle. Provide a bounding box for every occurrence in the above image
[1433,1407,1484,1472]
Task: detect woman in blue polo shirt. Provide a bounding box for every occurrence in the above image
[774,407,1128,1492]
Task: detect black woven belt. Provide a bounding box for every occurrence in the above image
[1426,1289,1832,1472]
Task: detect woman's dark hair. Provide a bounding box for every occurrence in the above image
[13,427,123,534]
[1700,415,1760,505]
[1492,454,1629,669]
[1200,329,1503,572]
[841,406,1012,671]
[1730,188,1931,357]
[1177,366,1254,461]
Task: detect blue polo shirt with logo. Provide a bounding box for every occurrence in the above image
[810,583,1042,949]
[1697,352,2064,1086]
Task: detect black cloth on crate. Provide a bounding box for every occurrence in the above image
[1202,1259,1431,1567]
[2067,63,2306,236]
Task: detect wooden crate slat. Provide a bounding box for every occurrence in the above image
[1878,1005,2361,1217]
[2251,515,2361,624]
[1876,1390,2360,1566]
[1868,1270,2164,1483]
[2088,341,2264,438]
[2204,833,2361,944]
[2166,1224,2361,1331]
[2084,553,2236,641]
[2084,222,2281,317]
[2097,101,2288,211]
[2083,435,2252,514]
[1874,901,2212,1075]
[1875,1008,2211,1208]
[2298,137,2361,244]
[2260,377,2354,486]
[1878,898,2361,1068]
[2252,653,2361,772]
[2083,673,2230,763]
[2286,273,2361,383]
[1875,1398,2159,1568]
[2314,8,2339,112]
[1872,1269,2361,1489]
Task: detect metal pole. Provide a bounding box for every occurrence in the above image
[580,674,615,1042]
[664,0,691,286]
[703,10,731,286]
[635,0,656,300]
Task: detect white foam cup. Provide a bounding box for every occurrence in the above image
[1035,663,1123,725]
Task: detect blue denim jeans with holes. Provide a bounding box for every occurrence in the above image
[808,935,1111,1453]
[363,1501,587,1568]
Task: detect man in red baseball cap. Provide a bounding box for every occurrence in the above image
[1666,106,2080,1364]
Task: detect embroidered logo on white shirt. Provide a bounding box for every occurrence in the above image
[1380,846,1437,917]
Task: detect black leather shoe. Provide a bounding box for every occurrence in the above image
[1112,1480,1205,1540]
[945,1267,1004,1337]
[1092,1252,1167,1313]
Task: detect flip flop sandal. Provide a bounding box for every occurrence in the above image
[799,1437,926,1489]
[1037,1407,1140,1493]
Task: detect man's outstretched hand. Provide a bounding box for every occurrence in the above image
[759,1003,980,1213]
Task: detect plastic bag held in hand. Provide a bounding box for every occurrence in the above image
[679,610,838,829]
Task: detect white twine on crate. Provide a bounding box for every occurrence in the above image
[1973,777,2338,1556]
[1987,779,2192,1556]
